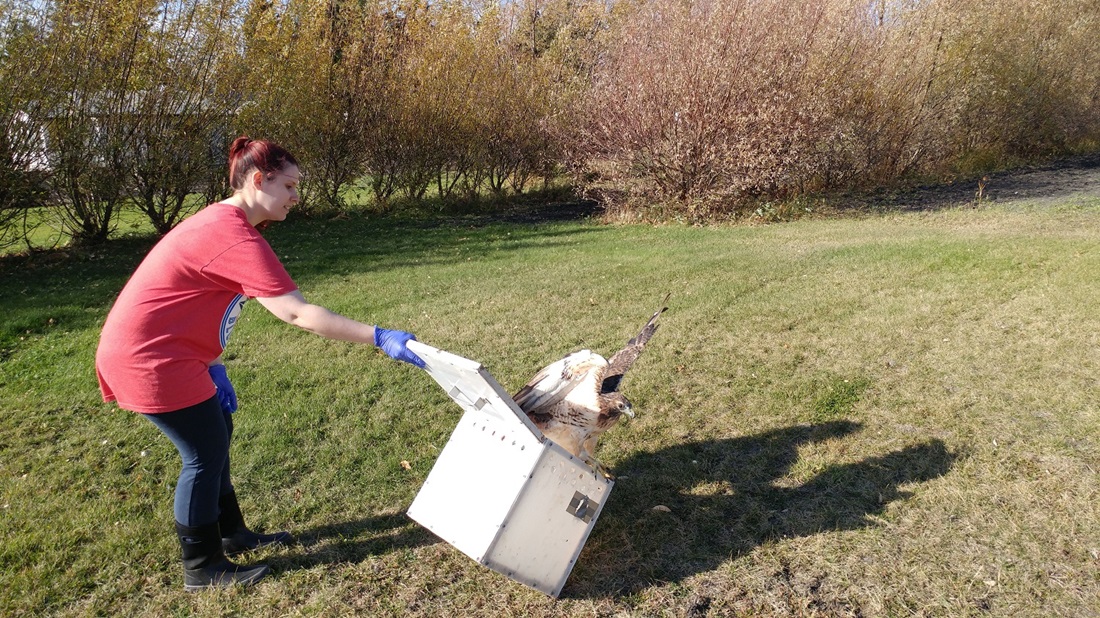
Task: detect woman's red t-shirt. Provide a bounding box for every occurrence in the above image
[96,203,297,413]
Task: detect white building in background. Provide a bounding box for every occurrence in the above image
[8,110,50,172]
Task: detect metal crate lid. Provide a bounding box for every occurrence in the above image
[407,340,543,440]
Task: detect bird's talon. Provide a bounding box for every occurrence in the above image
[587,460,614,480]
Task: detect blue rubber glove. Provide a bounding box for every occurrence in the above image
[374,326,426,368]
[208,364,238,413]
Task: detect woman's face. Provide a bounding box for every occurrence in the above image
[255,164,300,222]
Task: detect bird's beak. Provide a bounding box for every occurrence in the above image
[624,405,635,419]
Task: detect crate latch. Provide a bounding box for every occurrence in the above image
[566,491,598,523]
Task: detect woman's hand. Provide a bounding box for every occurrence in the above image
[208,364,238,413]
[374,327,426,368]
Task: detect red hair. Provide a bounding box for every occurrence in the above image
[228,136,299,191]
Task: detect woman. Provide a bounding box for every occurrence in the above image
[95,136,424,591]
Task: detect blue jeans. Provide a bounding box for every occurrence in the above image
[142,396,235,527]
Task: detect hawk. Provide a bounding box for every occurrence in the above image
[512,295,668,477]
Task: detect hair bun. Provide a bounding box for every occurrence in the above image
[229,135,252,159]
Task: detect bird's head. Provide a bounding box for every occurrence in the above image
[606,392,635,420]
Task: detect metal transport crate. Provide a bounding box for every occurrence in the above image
[405,340,613,597]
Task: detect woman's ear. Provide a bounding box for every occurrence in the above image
[252,170,264,189]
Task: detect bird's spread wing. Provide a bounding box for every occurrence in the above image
[601,294,669,393]
[513,350,607,417]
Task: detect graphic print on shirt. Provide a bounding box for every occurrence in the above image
[220,294,248,349]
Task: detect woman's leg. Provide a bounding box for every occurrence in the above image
[213,406,295,553]
[142,397,268,589]
[219,407,234,497]
[142,397,229,527]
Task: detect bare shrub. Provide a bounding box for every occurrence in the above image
[932,0,1100,171]
[477,50,560,198]
[0,5,52,252]
[238,0,378,215]
[497,0,613,196]
[354,3,486,205]
[355,1,569,208]
[391,6,482,202]
[571,0,1100,220]
[126,0,242,234]
[834,1,956,186]
[32,0,158,245]
[574,0,862,220]
[4,0,1096,239]
[836,0,1100,183]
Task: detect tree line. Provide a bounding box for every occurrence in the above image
[1,0,1097,250]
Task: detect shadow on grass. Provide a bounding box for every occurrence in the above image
[0,211,605,349]
[257,421,953,597]
[564,420,955,598]
[0,236,155,348]
[266,212,609,285]
[265,512,436,571]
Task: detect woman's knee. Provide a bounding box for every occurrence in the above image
[143,397,231,467]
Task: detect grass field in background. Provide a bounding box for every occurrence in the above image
[2,198,1099,616]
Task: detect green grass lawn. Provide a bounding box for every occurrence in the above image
[2,199,1099,616]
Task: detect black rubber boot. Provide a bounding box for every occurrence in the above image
[176,521,270,591]
[219,491,295,556]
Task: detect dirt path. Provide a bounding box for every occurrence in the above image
[855,151,1100,212]
[418,152,1100,228]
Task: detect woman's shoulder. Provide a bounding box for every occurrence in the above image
[161,203,256,252]
[175,202,249,232]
